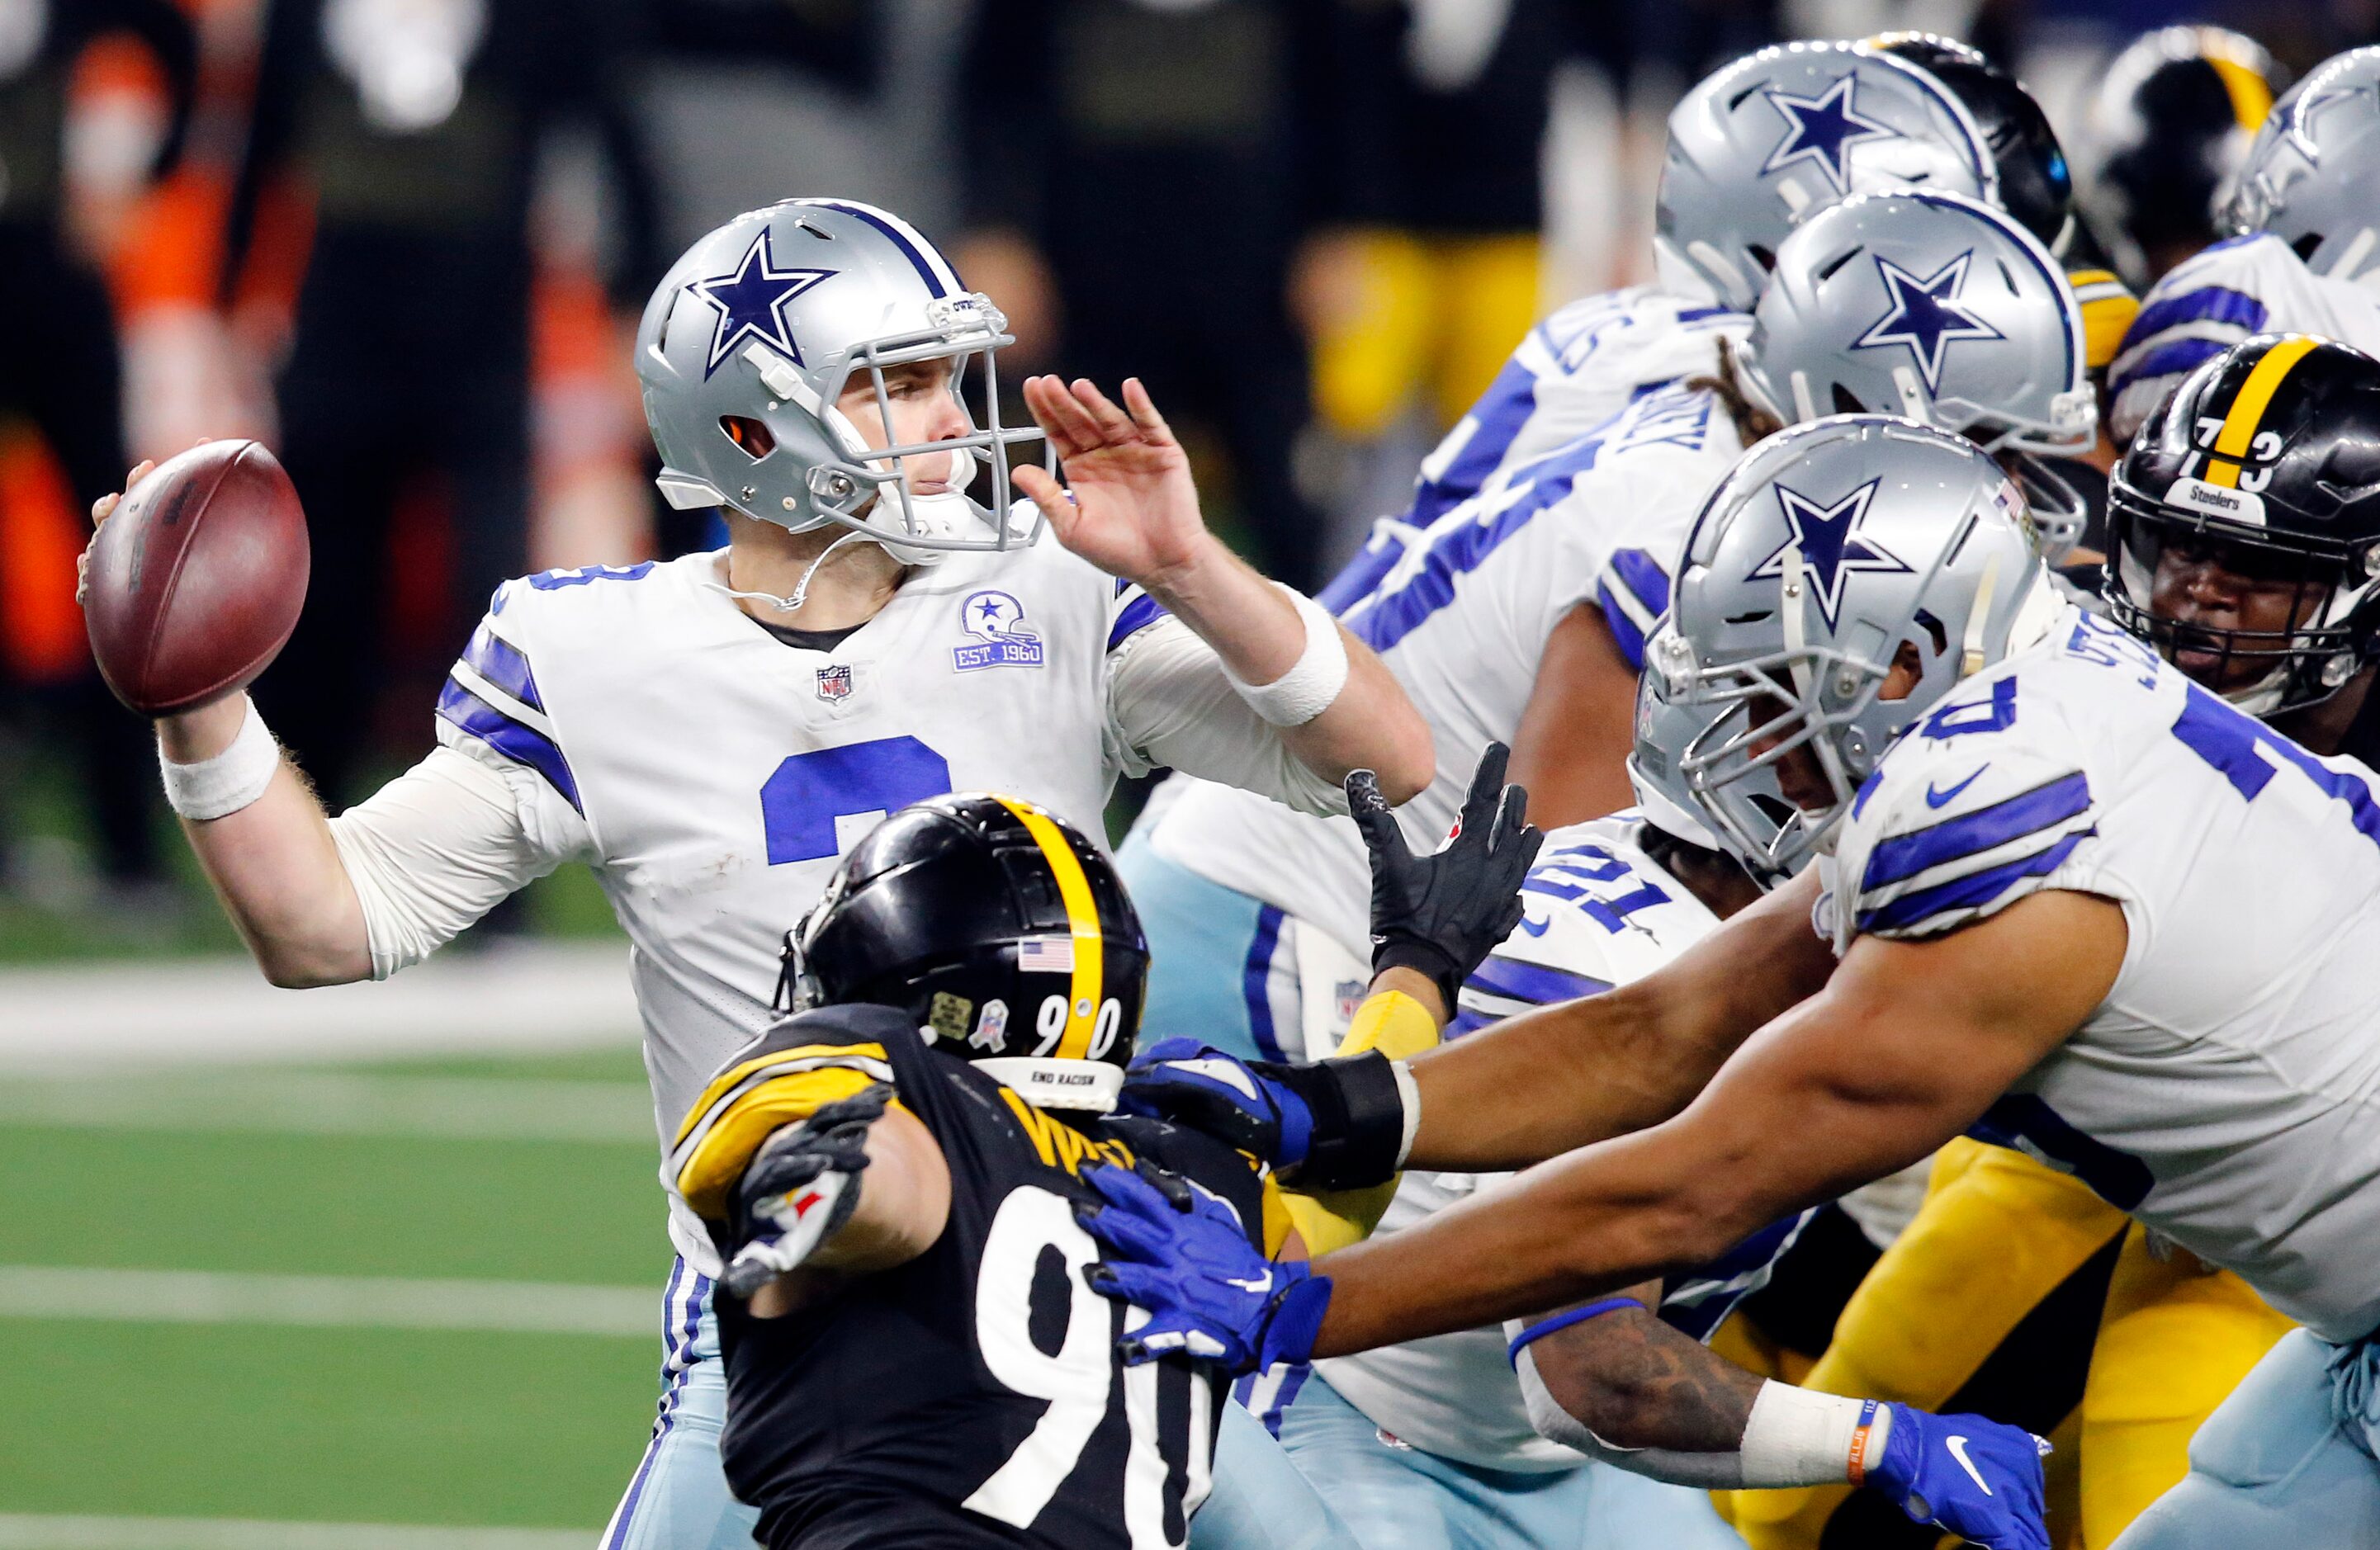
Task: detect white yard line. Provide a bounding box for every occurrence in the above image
[0,1517,591,1549]
[0,1267,653,1339]
[0,945,641,1073]
[0,1074,655,1144]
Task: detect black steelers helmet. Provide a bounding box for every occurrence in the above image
[2078,26,2281,288]
[2107,333,2380,712]
[1871,33,2074,253]
[779,793,1149,1112]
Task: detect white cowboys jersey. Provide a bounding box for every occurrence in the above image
[2107,232,2380,443]
[1824,606,2380,1344]
[435,541,1252,1273]
[1409,286,1752,529]
[1147,381,1748,959]
[1311,816,1812,1472]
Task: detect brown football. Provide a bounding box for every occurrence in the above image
[83,440,310,716]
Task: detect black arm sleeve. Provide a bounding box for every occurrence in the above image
[220,0,313,307]
[103,0,201,182]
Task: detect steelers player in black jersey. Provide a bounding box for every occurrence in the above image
[664,768,1540,1550]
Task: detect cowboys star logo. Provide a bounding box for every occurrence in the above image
[1748,479,1912,631]
[1852,251,2005,394]
[1761,73,1896,194]
[690,228,836,377]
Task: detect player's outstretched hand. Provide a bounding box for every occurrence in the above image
[722,1084,892,1298]
[1114,1037,1317,1170]
[1076,1160,1332,1374]
[1864,1403,2051,1550]
[1013,376,1209,587]
[1352,741,1543,1014]
[74,458,157,606]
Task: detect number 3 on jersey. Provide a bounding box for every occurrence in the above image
[759,736,953,865]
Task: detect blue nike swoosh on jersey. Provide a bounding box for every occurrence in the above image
[1926,767,1989,808]
[1517,914,1552,937]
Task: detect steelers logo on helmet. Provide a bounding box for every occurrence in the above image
[2107,333,2380,715]
[781,793,1150,1112]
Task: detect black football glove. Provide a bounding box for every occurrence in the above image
[722,1083,892,1298]
[1348,741,1543,1014]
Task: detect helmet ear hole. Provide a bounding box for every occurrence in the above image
[721,416,777,460]
[2294,232,2326,263]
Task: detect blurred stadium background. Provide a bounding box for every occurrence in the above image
[0,0,2363,1542]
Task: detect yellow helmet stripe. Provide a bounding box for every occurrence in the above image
[2207,52,2274,134]
[990,795,1104,1061]
[2206,333,2320,488]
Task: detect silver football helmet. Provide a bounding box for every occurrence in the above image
[1627,628,1781,867]
[2221,46,2380,284]
[1737,189,2097,559]
[1657,40,1999,310]
[1649,415,2064,876]
[636,198,1048,563]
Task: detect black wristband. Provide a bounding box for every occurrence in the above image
[1371,934,1463,1015]
[1269,1050,1408,1192]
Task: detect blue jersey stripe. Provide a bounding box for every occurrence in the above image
[1242,906,1288,1063]
[437,677,584,813]
[1107,592,1169,651]
[1597,581,1649,669]
[2127,285,2268,343]
[1658,1207,1815,1341]
[1464,954,1614,1008]
[462,626,543,711]
[1607,546,1673,618]
[1969,1094,2153,1210]
[1862,771,2094,890]
[1857,829,2091,936]
[2112,338,2230,398]
[1409,355,1541,527]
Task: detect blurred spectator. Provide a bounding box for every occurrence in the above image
[226,0,660,804]
[1295,0,1564,447]
[956,0,1334,589]
[0,0,197,905]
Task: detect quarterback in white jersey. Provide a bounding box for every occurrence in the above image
[97,199,1428,1550]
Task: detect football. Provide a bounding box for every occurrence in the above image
[83,439,310,716]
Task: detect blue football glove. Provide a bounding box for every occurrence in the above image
[1115,1037,1316,1170]
[1865,1402,2051,1550]
[1074,1160,1332,1374]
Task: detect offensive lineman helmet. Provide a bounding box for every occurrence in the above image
[1656,41,1999,310]
[2106,333,2380,715]
[1736,190,2096,557]
[1870,33,2076,254]
[2077,26,2280,286]
[636,199,1048,563]
[779,795,1148,1113]
[2221,47,2380,284]
[1648,415,2062,875]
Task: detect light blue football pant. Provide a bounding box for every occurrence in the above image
[2113,1327,2380,1548]
[1206,1369,1749,1550]
[1117,837,1314,1065]
[600,1260,762,1550]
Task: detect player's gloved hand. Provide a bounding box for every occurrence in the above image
[1114,1037,1316,1169]
[1863,1402,2051,1550]
[721,1084,892,1299]
[1075,1160,1331,1374]
[1351,741,1543,1014]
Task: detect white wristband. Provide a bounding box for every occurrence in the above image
[159,695,282,820]
[1223,584,1350,727]
[1389,1058,1421,1168]
[1739,1381,1889,1488]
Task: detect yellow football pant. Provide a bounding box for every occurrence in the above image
[1308,229,1542,437]
[1725,1143,2291,1550]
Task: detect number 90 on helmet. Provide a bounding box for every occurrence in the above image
[779,795,1150,1113]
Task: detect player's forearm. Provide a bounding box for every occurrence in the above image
[804,1106,951,1275]
[1403,872,1833,1170]
[157,698,370,986]
[1140,537,1431,801]
[1524,1297,1761,1453]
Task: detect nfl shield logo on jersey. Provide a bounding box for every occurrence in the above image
[953,589,1046,671]
[816,664,854,702]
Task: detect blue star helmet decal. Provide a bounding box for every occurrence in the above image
[1749,479,1912,631]
[690,229,837,378]
[1761,73,1896,194]
[1852,251,2004,394]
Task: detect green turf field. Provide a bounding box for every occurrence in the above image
[0,1042,671,1542]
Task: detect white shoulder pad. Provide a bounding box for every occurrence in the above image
[1833,672,2099,947]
